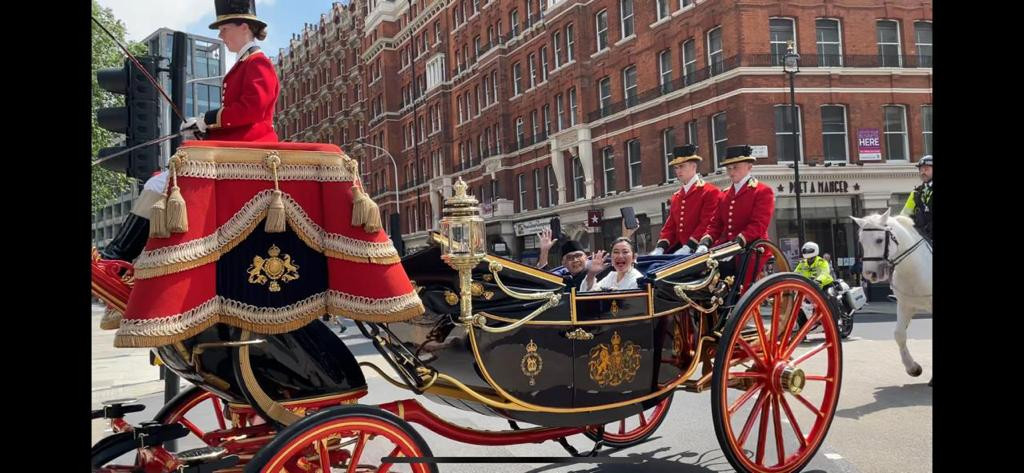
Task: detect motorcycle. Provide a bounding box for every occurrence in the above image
[797,279,865,339]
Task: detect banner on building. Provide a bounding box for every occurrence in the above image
[587,210,603,227]
[857,129,882,161]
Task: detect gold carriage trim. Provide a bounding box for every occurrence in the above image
[176,160,355,182]
[178,146,354,168]
[113,289,423,348]
[132,190,401,280]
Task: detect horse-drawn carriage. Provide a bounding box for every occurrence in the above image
[92,142,843,473]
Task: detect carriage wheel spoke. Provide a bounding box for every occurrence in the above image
[211,397,227,430]
[378,446,402,473]
[316,439,332,473]
[618,419,626,435]
[777,292,801,356]
[729,371,766,379]
[729,382,764,415]
[752,305,772,364]
[773,396,786,466]
[347,433,368,473]
[738,388,769,447]
[804,375,833,382]
[793,393,825,419]
[779,395,807,449]
[792,342,831,367]
[777,292,804,355]
[736,337,768,370]
[755,393,771,464]
[638,410,647,427]
[781,312,821,361]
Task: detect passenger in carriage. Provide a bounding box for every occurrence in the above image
[98,0,279,266]
[536,231,590,288]
[580,238,644,292]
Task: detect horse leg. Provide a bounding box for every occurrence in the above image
[894,301,923,377]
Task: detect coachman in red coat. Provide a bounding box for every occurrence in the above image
[699,145,775,290]
[654,144,722,255]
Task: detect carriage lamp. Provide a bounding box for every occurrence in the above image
[440,177,487,324]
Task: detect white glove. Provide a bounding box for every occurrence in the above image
[180,117,208,133]
[650,247,665,256]
[695,245,709,254]
[674,245,693,256]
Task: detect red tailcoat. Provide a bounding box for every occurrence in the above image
[203,47,279,142]
[657,179,722,252]
[703,177,775,247]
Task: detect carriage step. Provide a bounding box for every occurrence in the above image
[177,446,229,464]
[91,399,146,419]
[178,452,239,472]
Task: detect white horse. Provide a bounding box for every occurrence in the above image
[851,209,932,385]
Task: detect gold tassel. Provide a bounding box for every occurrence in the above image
[99,307,123,330]
[264,152,286,233]
[265,190,287,233]
[350,185,382,233]
[149,195,170,238]
[166,157,188,233]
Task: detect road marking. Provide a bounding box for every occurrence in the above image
[824,453,844,460]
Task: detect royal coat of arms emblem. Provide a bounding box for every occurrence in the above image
[247,244,300,292]
[588,331,642,387]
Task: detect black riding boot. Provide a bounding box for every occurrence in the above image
[100,213,150,262]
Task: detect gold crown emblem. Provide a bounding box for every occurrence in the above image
[611,331,621,347]
[526,339,538,353]
[267,244,281,257]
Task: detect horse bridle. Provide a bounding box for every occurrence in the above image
[860,226,931,268]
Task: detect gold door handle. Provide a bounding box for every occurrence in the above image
[565,328,594,340]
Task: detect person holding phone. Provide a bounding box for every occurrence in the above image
[652,145,722,256]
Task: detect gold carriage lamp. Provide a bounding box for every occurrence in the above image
[440,177,487,324]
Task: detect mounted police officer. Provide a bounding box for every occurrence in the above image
[901,155,932,241]
[651,144,722,256]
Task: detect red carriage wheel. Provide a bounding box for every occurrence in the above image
[245,405,436,473]
[151,385,232,448]
[583,393,673,448]
[711,273,842,473]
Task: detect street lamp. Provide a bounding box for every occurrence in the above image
[783,41,805,244]
[353,139,400,214]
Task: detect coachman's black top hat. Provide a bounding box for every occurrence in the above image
[210,0,267,30]
[668,144,701,166]
[719,145,756,166]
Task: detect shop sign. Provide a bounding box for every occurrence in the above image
[857,129,882,161]
[781,180,857,194]
[514,217,554,237]
[750,145,769,158]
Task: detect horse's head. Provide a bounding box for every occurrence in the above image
[851,209,895,283]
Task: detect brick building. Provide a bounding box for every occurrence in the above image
[280,0,933,276]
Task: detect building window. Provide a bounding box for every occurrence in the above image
[622,65,638,107]
[528,53,537,88]
[707,27,723,75]
[877,20,902,67]
[435,21,441,44]
[816,19,842,67]
[531,110,539,140]
[510,9,520,36]
[681,39,697,86]
[568,88,578,126]
[627,139,642,188]
[620,0,634,39]
[539,46,549,82]
[602,147,616,195]
[534,168,545,208]
[598,77,612,115]
[483,76,491,106]
[774,105,804,162]
[596,10,609,51]
[662,127,675,182]
[565,24,575,60]
[915,22,932,67]
[883,105,909,161]
[658,49,673,93]
[518,174,527,211]
[656,0,669,21]
[516,116,525,148]
[547,165,558,206]
[491,70,499,101]
[556,93,565,130]
[543,104,551,135]
[553,32,563,68]
[922,105,933,156]
[712,112,727,168]
[512,62,523,95]
[572,156,585,200]
[821,105,849,162]
[770,18,796,66]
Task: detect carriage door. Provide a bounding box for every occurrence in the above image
[570,289,654,409]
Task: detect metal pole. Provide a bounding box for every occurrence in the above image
[789,70,805,244]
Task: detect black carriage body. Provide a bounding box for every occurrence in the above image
[383,242,741,427]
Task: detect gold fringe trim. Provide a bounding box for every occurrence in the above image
[178,145,349,167]
[99,307,123,330]
[327,302,425,323]
[325,250,402,265]
[134,211,265,279]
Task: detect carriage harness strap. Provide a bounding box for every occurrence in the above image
[861,226,932,298]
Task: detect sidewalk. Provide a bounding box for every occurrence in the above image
[91,303,187,410]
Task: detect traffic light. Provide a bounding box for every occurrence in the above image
[95,56,161,179]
